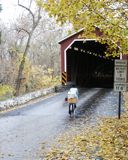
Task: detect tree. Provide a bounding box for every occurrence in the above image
[39,0,128,57]
[0,1,68,95]
[0,4,2,44]
[15,0,41,96]
[0,4,2,12]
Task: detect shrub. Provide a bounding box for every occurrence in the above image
[0,85,15,100]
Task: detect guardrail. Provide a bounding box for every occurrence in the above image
[0,87,55,111]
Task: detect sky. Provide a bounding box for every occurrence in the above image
[0,0,19,24]
[0,0,32,25]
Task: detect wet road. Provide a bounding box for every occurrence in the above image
[0,88,120,160]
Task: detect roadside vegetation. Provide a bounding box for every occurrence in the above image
[42,93,128,160]
[0,0,70,99]
[0,85,14,101]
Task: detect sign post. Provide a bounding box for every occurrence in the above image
[118,91,121,119]
[114,59,128,119]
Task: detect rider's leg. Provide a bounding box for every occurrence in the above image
[72,104,74,113]
[69,103,71,115]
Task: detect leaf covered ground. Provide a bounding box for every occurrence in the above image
[42,93,128,160]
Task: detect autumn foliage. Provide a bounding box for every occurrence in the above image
[39,0,128,57]
[43,94,128,160]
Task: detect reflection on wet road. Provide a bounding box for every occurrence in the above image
[0,88,120,159]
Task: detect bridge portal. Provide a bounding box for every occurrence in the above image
[59,29,119,88]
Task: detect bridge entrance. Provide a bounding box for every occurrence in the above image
[67,40,115,88]
[59,29,118,88]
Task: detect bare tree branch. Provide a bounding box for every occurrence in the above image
[18,0,35,26]
[29,0,33,9]
[33,7,42,30]
[16,27,30,36]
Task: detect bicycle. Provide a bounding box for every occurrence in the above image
[68,103,77,116]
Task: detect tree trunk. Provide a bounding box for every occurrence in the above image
[15,2,41,96]
[15,34,31,96]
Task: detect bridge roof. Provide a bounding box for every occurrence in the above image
[58,28,84,44]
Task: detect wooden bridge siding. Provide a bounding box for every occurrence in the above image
[59,32,83,73]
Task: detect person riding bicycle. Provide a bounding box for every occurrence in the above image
[67,88,78,115]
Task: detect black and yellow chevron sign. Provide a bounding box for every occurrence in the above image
[61,72,67,85]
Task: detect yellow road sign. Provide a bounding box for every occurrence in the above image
[61,72,67,85]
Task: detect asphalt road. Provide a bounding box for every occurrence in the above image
[0,88,120,160]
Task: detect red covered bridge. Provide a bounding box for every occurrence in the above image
[59,28,127,88]
[59,28,120,87]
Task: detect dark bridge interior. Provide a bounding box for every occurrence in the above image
[67,40,118,88]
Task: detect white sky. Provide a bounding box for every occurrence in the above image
[0,0,19,24]
[0,0,33,25]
